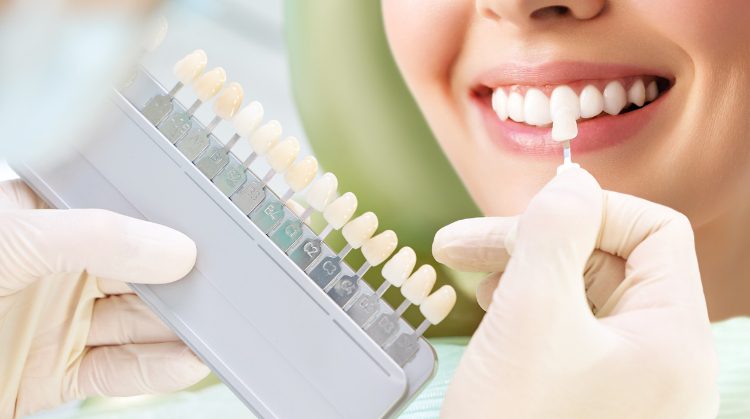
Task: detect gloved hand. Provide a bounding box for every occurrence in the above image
[0,180,209,418]
[433,168,719,419]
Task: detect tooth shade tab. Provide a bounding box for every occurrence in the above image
[305,172,338,211]
[401,265,436,305]
[646,81,659,102]
[550,85,580,120]
[249,120,282,154]
[285,156,319,192]
[361,230,398,266]
[342,212,378,249]
[628,79,646,107]
[420,285,456,325]
[507,91,525,122]
[232,102,264,137]
[551,107,578,142]
[265,137,300,173]
[602,81,627,115]
[193,67,226,102]
[381,246,417,287]
[143,17,168,52]
[173,49,207,85]
[323,192,357,229]
[491,88,508,120]
[213,82,244,119]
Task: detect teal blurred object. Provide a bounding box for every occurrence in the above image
[284,1,484,336]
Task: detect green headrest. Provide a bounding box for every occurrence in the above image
[284,1,483,335]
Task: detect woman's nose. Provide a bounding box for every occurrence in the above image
[477,0,605,27]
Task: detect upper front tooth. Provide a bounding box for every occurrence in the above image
[646,80,658,102]
[491,89,508,121]
[523,88,551,126]
[507,91,525,122]
[628,79,646,107]
[603,81,627,115]
[550,85,581,120]
[579,85,604,118]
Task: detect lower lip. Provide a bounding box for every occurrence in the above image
[474,92,666,157]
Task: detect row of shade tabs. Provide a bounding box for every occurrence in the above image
[148,49,457,340]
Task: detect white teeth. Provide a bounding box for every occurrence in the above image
[420,285,457,325]
[381,247,417,287]
[507,91,525,122]
[361,230,398,266]
[401,265,436,305]
[232,102,264,138]
[342,212,378,249]
[323,192,357,229]
[579,85,604,118]
[305,172,338,211]
[265,136,300,173]
[550,85,581,120]
[491,88,508,121]
[646,80,658,102]
[523,88,551,126]
[628,79,646,107]
[603,81,627,115]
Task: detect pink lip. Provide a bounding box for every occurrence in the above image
[472,61,672,157]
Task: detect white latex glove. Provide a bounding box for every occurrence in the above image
[0,180,210,418]
[433,168,719,419]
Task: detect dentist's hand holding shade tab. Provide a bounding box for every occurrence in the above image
[434,167,719,419]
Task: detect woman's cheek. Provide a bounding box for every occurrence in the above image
[382,0,472,91]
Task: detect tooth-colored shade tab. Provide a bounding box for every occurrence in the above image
[523,88,551,126]
[305,172,338,211]
[213,82,244,119]
[491,88,508,120]
[603,81,627,115]
[420,285,456,325]
[507,91,525,122]
[144,17,168,52]
[628,79,646,107]
[342,212,378,249]
[249,120,282,154]
[232,102,264,137]
[285,156,319,192]
[550,86,581,120]
[266,137,300,173]
[193,67,226,102]
[646,81,658,102]
[361,230,398,266]
[579,85,604,118]
[401,265,436,305]
[323,192,357,229]
[551,108,578,142]
[381,246,417,287]
[173,49,207,84]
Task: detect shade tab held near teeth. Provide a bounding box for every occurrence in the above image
[323,192,357,229]
[213,82,244,119]
[381,246,417,287]
[401,265,436,305]
[551,107,578,142]
[361,230,398,266]
[232,102,264,137]
[249,120,282,154]
[420,285,457,325]
[550,85,581,120]
[342,212,378,249]
[305,172,338,211]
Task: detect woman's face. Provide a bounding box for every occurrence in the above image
[382,0,750,227]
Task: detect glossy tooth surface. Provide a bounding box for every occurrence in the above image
[551,108,578,142]
[323,192,357,229]
[173,49,207,85]
[579,85,604,118]
[213,82,244,119]
[361,230,398,266]
[507,91,525,122]
[381,247,417,287]
[646,80,658,102]
[628,79,646,107]
[603,81,627,115]
[491,88,508,121]
[523,88,551,126]
[249,120,282,154]
[193,67,226,102]
[144,17,168,52]
[265,137,300,173]
[305,172,338,211]
[550,85,581,120]
[232,102,264,137]
[285,156,319,192]
[401,265,436,305]
[342,212,378,249]
[420,285,457,325]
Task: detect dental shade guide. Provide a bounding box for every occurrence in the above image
[12,46,453,418]
[552,106,580,174]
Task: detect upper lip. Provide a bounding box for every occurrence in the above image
[473,61,674,89]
